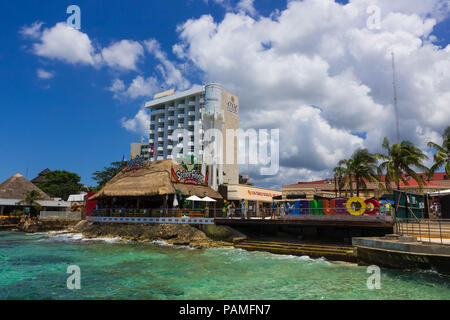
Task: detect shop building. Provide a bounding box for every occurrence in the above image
[219,184,282,217]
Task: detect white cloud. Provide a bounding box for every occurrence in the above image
[112,76,159,100]
[174,0,450,186]
[101,40,144,71]
[36,68,54,79]
[121,108,150,135]
[19,21,44,39]
[145,39,190,90]
[33,22,100,65]
[236,0,257,16]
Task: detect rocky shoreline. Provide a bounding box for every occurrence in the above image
[12,216,79,233]
[68,221,233,249]
[3,216,236,249]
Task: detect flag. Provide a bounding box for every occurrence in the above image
[121,153,125,165]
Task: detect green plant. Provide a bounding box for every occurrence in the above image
[17,190,43,214]
[427,126,450,177]
[376,137,429,191]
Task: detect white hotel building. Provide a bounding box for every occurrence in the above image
[145,83,240,187]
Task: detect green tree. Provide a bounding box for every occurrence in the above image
[427,126,450,177]
[333,165,346,197]
[92,161,127,190]
[375,137,429,191]
[37,170,83,201]
[337,158,355,197]
[350,149,381,197]
[336,149,380,197]
[17,190,43,216]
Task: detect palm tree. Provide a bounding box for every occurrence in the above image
[333,165,346,197]
[375,137,429,191]
[17,190,43,216]
[427,126,450,177]
[350,149,380,197]
[337,158,355,197]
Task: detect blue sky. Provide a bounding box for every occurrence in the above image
[1,0,449,188]
[0,0,239,185]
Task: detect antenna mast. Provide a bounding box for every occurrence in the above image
[391,51,400,143]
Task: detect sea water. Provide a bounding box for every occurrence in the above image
[0,231,449,300]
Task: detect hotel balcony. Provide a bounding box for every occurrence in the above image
[152,109,165,115]
[157,146,163,151]
[168,106,175,112]
[167,144,173,149]
[188,111,196,116]
[158,128,165,133]
[168,116,175,121]
[177,124,184,129]
[167,125,174,130]
[157,156,164,161]
[188,100,196,106]
[167,155,173,159]
[149,139,154,143]
[158,137,164,142]
[168,135,173,141]
[199,97,205,104]
[177,104,185,109]
[188,121,195,127]
[177,114,185,119]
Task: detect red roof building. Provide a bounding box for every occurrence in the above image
[282,172,449,198]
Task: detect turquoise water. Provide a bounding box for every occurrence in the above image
[1,231,450,300]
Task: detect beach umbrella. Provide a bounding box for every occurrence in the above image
[201,196,216,202]
[186,195,202,201]
[186,195,202,209]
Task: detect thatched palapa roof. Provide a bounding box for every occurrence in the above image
[90,160,222,200]
[0,173,51,200]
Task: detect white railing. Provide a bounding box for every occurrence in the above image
[87,216,214,225]
[40,211,81,220]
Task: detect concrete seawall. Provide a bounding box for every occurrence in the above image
[353,237,450,274]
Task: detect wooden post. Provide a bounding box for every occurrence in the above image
[163,196,167,216]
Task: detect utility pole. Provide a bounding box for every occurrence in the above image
[392,51,400,143]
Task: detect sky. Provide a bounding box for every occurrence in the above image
[0,0,449,189]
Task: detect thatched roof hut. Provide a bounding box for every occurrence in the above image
[0,173,51,200]
[90,160,222,200]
